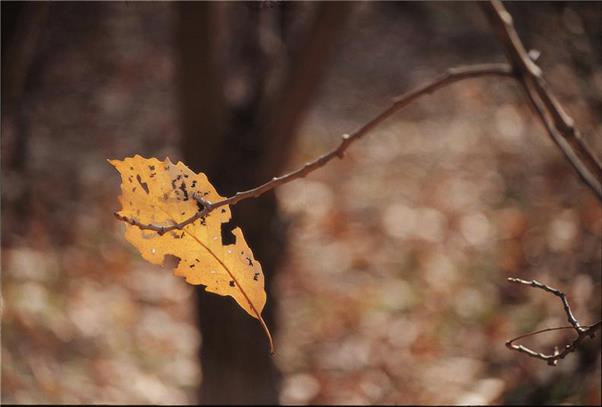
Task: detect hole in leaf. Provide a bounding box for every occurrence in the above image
[162,254,181,269]
[136,174,149,194]
[221,220,237,245]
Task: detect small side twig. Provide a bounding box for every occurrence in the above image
[505,277,601,366]
[508,277,582,330]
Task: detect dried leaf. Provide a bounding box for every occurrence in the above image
[109,155,272,352]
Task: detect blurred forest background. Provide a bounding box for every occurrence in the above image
[2,1,601,405]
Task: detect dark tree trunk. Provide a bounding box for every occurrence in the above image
[174,2,351,404]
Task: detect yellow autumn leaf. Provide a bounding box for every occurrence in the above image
[109,155,272,352]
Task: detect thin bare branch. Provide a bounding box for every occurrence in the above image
[113,194,213,235]
[117,4,601,238]
[202,63,513,211]
[482,0,602,200]
[115,63,512,234]
[506,278,601,366]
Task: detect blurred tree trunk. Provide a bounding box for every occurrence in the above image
[2,2,48,170]
[174,2,351,404]
[1,2,48,245]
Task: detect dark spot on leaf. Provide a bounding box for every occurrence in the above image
[136,174,149,194]
[181,211,186,216]
[191,181,197,188]
[246,257,253,266]
[179,181,189,200]
[253,273,260,281]
[149,165,155,171]
[190,264,195,268]
[229,280,235,287]
[150,173,156,178]
[184,174,189,178]
[171,178,177,190]
[199,217,206,226]
[162,254,181,269]
[132,187,136,193]
[130,166,134,170]
[221,208,226,213]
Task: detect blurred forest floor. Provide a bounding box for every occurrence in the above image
[2,2,601,405]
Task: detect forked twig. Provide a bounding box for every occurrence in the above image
[506,278,601,366]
